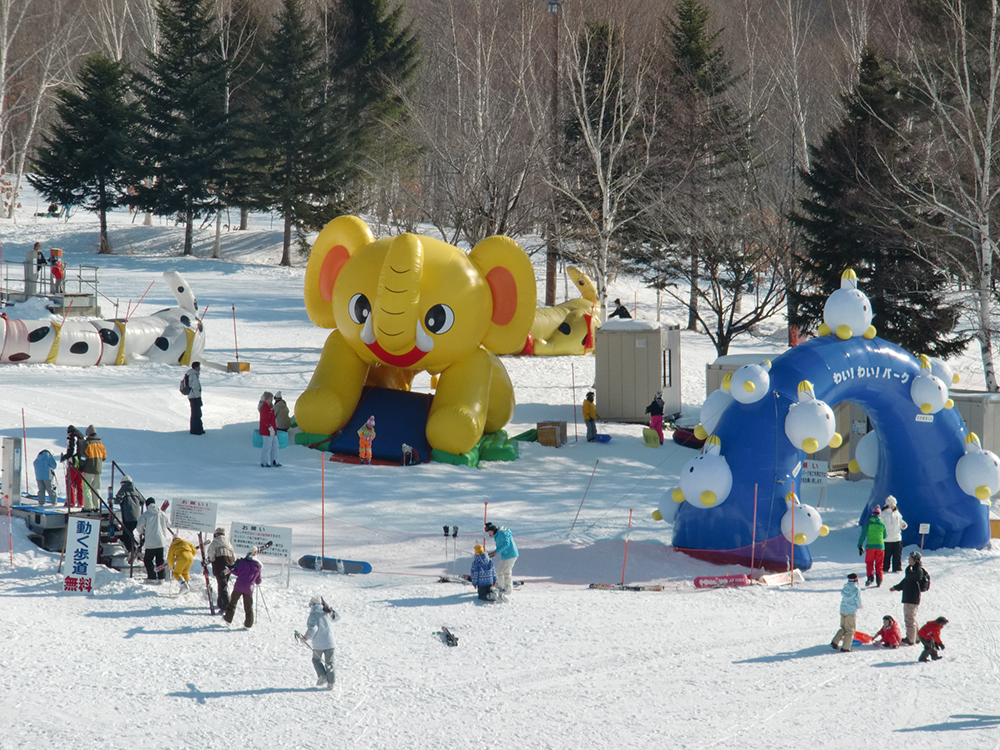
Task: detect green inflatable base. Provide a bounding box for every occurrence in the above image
[431,430,519,467]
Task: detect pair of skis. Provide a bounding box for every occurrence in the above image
[589,583,664,592]
[434,626,458,647]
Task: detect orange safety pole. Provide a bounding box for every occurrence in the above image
[750,484,758,574]
[232,304,240,361]
[126,280,155,322]
[620,509,633,586]
[59,297,75,327]
[199,304,209,325]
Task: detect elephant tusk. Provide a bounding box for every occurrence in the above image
[360,313,376,345]
[415,319,434,353]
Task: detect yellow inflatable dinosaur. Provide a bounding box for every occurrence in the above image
[521,266,600,355]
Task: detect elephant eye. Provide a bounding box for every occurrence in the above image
[348,293,371,325]
[424,304,455,335]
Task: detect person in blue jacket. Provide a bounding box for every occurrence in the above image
[831,572,863,652]
[470,544,497,601]
[485,522,518,602]
[33,450,58,504]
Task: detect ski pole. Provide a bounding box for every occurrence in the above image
[257,584,272,622]
[443,525,449,573]
[452,526,458,573]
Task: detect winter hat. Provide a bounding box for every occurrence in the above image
[67,425,75,434]
[274,391,282,399]
[656,391,662,397]
[872,506,881,515]
[366,416,375,427]
[847,573,858,581]
[309,595,324,606]
[885,495,897,507]
[121,475,132,484]
[910,551,922,562]
[936,616,949,625]
[474,544,485,555]
[214,527,225,536]
[484,522,498,534]
[86,425,96,436]
[145,497,156,506]
[250,546,259,556]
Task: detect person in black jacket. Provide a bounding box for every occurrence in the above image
[645,391,665,444]
[890,551,930,645]
[61,425,86,509]
[608,298,631,319]
[114,476,144,553]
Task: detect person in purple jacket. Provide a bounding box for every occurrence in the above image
[224,547,263,629]
[470,544,497,602]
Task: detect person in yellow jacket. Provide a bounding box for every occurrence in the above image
[582,391,599,443]
[167,536,197,593]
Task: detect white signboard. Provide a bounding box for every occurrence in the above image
[800,460,829,486]
[230,522,292,561]
[170,498,219,535]
[63,516,100,593]
[919,523,931,535]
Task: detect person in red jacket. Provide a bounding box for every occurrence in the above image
[872,615,903,648]
[258,391,280,468]
[917,616,948,662]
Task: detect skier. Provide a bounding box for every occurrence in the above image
[830,572,862,652]
[358,416,376,465]
[485,522,519,602]
[114,475,143,553]
[32,450,58,505]
[298,595,340,690]
[582,392,599,443]
[917,616,948,662]
[167,535,197,592]
[224,547,263,629]
[61,425,86,508]
[470,544,497,602]
[258,391,280,467]
[890,550,931,645]
[645,390,666,445]
[81,425,106,513]
[872,615,903,648]
[857,505,887,587]
[184,361,205,435]
[881,495,908,573]
[135,497,170,582]
[206,526,236,612]
[273,391,291,432]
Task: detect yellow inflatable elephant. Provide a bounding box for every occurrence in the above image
[295,216,537,455]
[523,266,600,355]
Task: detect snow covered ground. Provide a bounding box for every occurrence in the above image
[2,197,1000,750]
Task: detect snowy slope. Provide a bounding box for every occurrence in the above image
[1,198,999,750]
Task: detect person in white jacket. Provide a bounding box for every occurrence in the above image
[882,495,908,574]
[135,498,170,581]
[298,596,340,690]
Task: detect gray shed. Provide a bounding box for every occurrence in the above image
[595,320,681,423]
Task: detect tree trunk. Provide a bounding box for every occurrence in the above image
[978,227,997,391]
[240,206,248,230]
[184,199,194,255]
[280,212,292,267]
[212,210,222,259]
[686,239,699,331]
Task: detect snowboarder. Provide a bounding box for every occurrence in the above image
[645,391,666,445]
[32,450,57,505]
[135,497,170,581]
[831,572,862,652]
[184,361,205,435]
[206,526,236,612]
[608,298,631,319]
[224,547,263,628]
[881,495,908,573]
[872,615,903,648]
[890,550,931,645]
[273,391,291,432]
[298,595,340,690]
[470,544,497,601]
[61,425,86,508]
[917,616,948,662]
[857,505,887,587]
[167,535,197,592]
[358,416,376,464]
[583,392,599,443]
[258,391,280,467]
[485,522,519,602]
[114,475,143,553]
[81,425,106,513]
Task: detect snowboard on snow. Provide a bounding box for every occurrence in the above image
[298,555,372,575]
[595,434,612,443]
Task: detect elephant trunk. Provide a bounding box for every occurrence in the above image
[374,234,424,356]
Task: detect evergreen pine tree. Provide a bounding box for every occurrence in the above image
[244,0,340,267]
[790,50,966,358]
[136,0,231,256]
[29,55,141,255]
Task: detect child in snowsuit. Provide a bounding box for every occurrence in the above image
[33,450,57,504]
[645,391,666,444]
[62,425,86,508]
[917,616,948,662]
[206,526,236,612]
[470,544,497,601]
[299,595,340,690]
[258,391,280,467]
[583,392,599,442]
[224,548,263,629]
[831,573,862,652]
[858,506,887,587]
[273,391,291,431]
[358,416,376,464]
[872,615,903,648]
[81,425,106,513]
[167,536,197,591]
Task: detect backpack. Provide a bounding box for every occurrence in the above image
[918,569,930,592]
[179,374,191,395]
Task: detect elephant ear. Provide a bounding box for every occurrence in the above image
[468,235,537,354]
[304,216,375,328]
